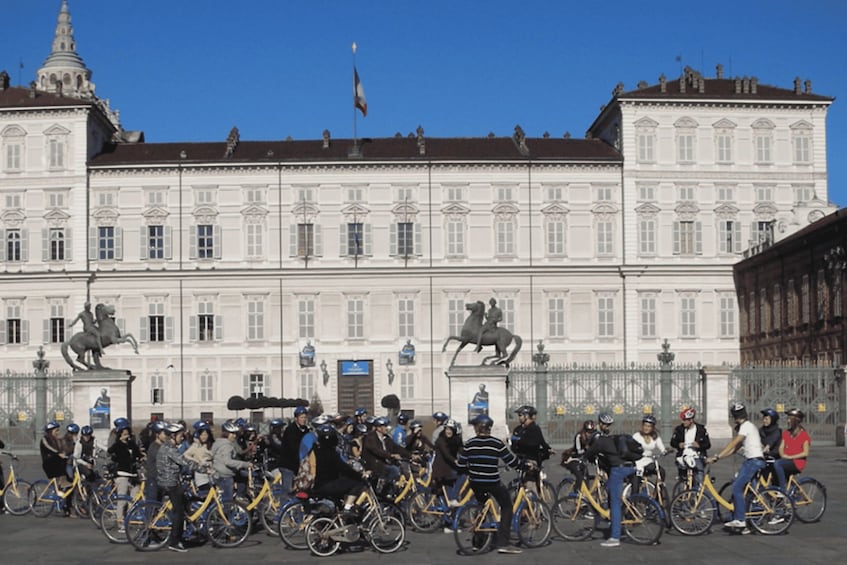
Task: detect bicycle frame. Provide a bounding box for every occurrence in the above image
[0,457,22,495]
[683,465,778,519]
[470,483,540,532]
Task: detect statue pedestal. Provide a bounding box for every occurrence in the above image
[71,370,135,437]
[446,365,509,440]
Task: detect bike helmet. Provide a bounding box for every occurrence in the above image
[354,407,368,417]
[311,414,331,427]
[45,421,60,432]
[397,413,410,425]
[234,417,247,429]
[81,425,93,436]
[680,408,696,420]
[373,416,390,427]
[760,408,779,423]
[730,402,748,419]
[582,420,596,432]
[785,408,805,421]
[163,422,184,435]
[409,419,423,431]
[113,417,130,429]
[472,415,494,429]
[598,412,614,425]
[192,420,206,430]
[641,415,657,426]
[515,405,538,417]
[66,423,80,434]
[354,423,369,436]
[432,411,449,423]
[331,413,347,426]
[269,418,285,429]
[222,420,240,434]
[365,415,377,426]
[293,406,309,417]
[316,424,338,446]
[444,419,458,431]
[152,420,166,433]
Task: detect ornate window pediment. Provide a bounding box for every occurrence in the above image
[241,204,268,218]
[92,207,118,226]
[635,202,661,217]
[0,208,25,227]
[714,203,740,219]
[292,201,320,223]
[143,206,170,225]
[753,202,778,221]
[790,120,813,131]
[492,202,519,220]
[674,117,699,128]
[591,202,619,218]
[1,125,26,137]
[635,117,659,128]
[674,201,700,220]
[192,205,218,224]
[752,118,775,129]
[43,124,70,136]
[391,201,419,221]
[340,203,370,221]
[43,208,71,227]
[441,202,470,220]
[540,202,570,219]
[713,118,737,129]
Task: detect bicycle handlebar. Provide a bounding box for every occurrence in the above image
[1,451,19,461]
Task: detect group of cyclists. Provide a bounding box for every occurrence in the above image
[2,398,816,553]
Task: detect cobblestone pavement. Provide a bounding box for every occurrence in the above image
[2,445,844,565]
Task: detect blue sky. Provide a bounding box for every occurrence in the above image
[3,1,847,205]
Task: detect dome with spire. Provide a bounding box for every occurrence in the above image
[36,0,95,98]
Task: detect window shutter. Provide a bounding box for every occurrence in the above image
[0,229,5,262]
[364,223,372,256]
[21,320,29,344]
[114,227,123,261]
[414,223,422,256]
[43,319,50,344]
[189,315,197,342]
[264,376,270,397]
[695,222,703,254]
[214,314,223,341]
[213,225,222,259]
[189,225,197,259]
[389,223,397,256]
[289,225,297,257]
[42,228,50,261]
[89,227,97,260]
[139,226,148,260]
[314,225,323,256]
[21,229,29,262]
[672,222,680,255]
[165,316,174,341]
[242,373,250,398]
[0,320,5,344]
[339,224,347,257]
[733,222,742,253]
[64,228,72,261]
[139,316,149,342]
[164,226,173,259]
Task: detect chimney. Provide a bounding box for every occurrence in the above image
[735,77,742,94]
[742,77,750,94]
[679,74,686,93]
[659,73,667,93]
[542,131,550,139]
[563,132,571,139]
[613,82,624,96]
[794,77,802,95]
[322,129,330,149]
[29,80,37,98]
[0,70,9,91]
[804,79,812,94]
[637,80,648,90]
[751,77,758,94]
[716,64,724,79]
[416,125,426,156]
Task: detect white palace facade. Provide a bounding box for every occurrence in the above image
[0,2,836,424]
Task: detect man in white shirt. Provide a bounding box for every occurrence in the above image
[708,403,765,530]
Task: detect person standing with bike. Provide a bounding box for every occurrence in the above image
[157,422,203,553]
[631,415,670,495]
[583,429,637,548]
[560,420,595,493]
[773,408,811,490]
[212,420,252,503]
[510,405,553,497]
[107,421,142,529]
[670,408,710,488]
[708,403,766,532]
[455,415,523,555]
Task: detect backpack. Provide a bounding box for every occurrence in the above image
[615,434,644,462]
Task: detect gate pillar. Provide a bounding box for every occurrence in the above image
[446,365,509,440]
[702,365,733,441]
[71,369,136,441]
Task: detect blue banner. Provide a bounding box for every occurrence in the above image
[340,360,370,376]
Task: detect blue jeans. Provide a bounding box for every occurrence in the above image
[607,465,636,540]
[280,468,294,494]
[217,476,234,503]
[732,458,765,521]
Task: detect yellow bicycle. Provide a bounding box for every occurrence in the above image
[0,451,32,515]
[28,464,90,518]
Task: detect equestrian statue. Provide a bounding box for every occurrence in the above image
[441,299,522,367]
[61,302,139,371]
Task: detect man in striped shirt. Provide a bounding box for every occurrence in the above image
[455,415,522,554]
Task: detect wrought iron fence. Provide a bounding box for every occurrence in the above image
[729,364,844,445]
[0,367,74,449]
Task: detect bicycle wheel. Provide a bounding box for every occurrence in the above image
[517,497,552,547]
[554,476,574,500]
[716,481,734,523]
[278,501,310,550]
[100,502,130,544]
[746,487,794,535]
[206,500,252,548]
[368,515,405,553]
[407,492,443,533]
[3,479,31,515]
[125,500,172,551]
[669,489,715,536]
[305,516,341,557]
[258,497,281,536]
[28,480,56,518]
[623,494,663,545]
[454,503,494,555]
[790,477,826,523]
[551,494,594,541]
[72,485,92,519]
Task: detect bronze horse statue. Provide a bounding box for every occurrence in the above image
[61,303,139,371]
[441,300,522,367]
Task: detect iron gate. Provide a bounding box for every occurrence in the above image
[0,367,74,449]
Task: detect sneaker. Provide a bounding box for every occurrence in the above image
[768,516,784,525]
[740,528,752,535]
[168,543,188,553]
[600,538,621,548]
[497,546,523,554]
[723,519,745,529]
[447,499,463,508]
[117,527,126,534]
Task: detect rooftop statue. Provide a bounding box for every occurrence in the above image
[61,303,139,371]
[442,299,522,367]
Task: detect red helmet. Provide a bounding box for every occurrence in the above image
[680,408,696,420]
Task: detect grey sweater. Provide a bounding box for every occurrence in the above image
[210,437,250,479]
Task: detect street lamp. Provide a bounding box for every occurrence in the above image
[386,358,395,385]
[320,359,330,386]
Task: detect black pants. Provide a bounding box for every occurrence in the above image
[470,481,512,548]
[164,485,185,547]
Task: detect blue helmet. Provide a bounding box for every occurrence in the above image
[81,425,93,436]
[66,423,80,434]
[152,420,166,433]
[373,416,390,427]
[294,406,308,417]
[432,411,449,423]
[397,413,410,425]
[192,420,208,430]
[760,407,779,423]
[234,417,247,428]
[641,415,657,426]
[354,407,368,417]
[45,421,60,432]
[113,417,129,430]
[222,420,240,434]
[472,415,494,429]
[270,418,285,429]
[598,412,614,425]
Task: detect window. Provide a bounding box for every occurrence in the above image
[397,187,414,202]
[499,297,515,330]
[597,295,614,337]
[638,185,656,201]
[773,284,782,330]
[787,278,797,326]
[716,186,735,202]
[496,186,513,202]
[756,186,774,202]
[794,185,814,203]
[677,132,695,162]
[817,270,827,321]
[5,193,22,208]
[347,187,364,202]
[298,297,315,339]
[596,187,613,202]
[147,225,164,259]
[296,187,314,203]
[681,295,696,337]
[446,186,465,202]
[546,219,565,256]
[347,297,364,339]
[196,189,214,205]
[801,275,810,324]
[246,223,263,258]
[347,222,364,256]
[298,372,315,402]
[47,302,65,344]
[400,372,415,399]
[197,224,214,259]
[99,227,115,260]
[673,221,702,255]
[596,220,614,256]
[398,298,415,338]
[200,372,215,403]
[2,301,26,345]
[716,132,733,163]
[296,223,315,257]
[448,298,465,336]
[5,229,23,262]
[246,373,265,399]
[548,295,566,338]
[146,190,165,207]
[446,219,465,257]
[546,186,564,201]
[793,134,811,163]
[495,219,515,256]
[637,131,655,162]
[718,220,741,254]
[47,138,64,169]
[5,142,21,171]
[752,221,773,245]
[97,192,115,208]
[638,218,656,255]
[396,222,414,256]
[247,297,264,341]
[678,186,695,201]
[833,277,842,318]
[245,187,265,204]
[760,288,769,332]
[640,295,656,338]
[147,301,167,342]
[151,374,164,405]
[197,301,216,342]
[754,134,772,163]
[720,295,736,337]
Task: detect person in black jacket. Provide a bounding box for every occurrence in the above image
[432,419,464,505]
[311,425,369,520]
[280,407,310,493]
[759,408,782,458]
[510,405,553,495]
[669,407,711,487]
[584,431,635,548]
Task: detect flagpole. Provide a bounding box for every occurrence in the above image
[352,42,359,156]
